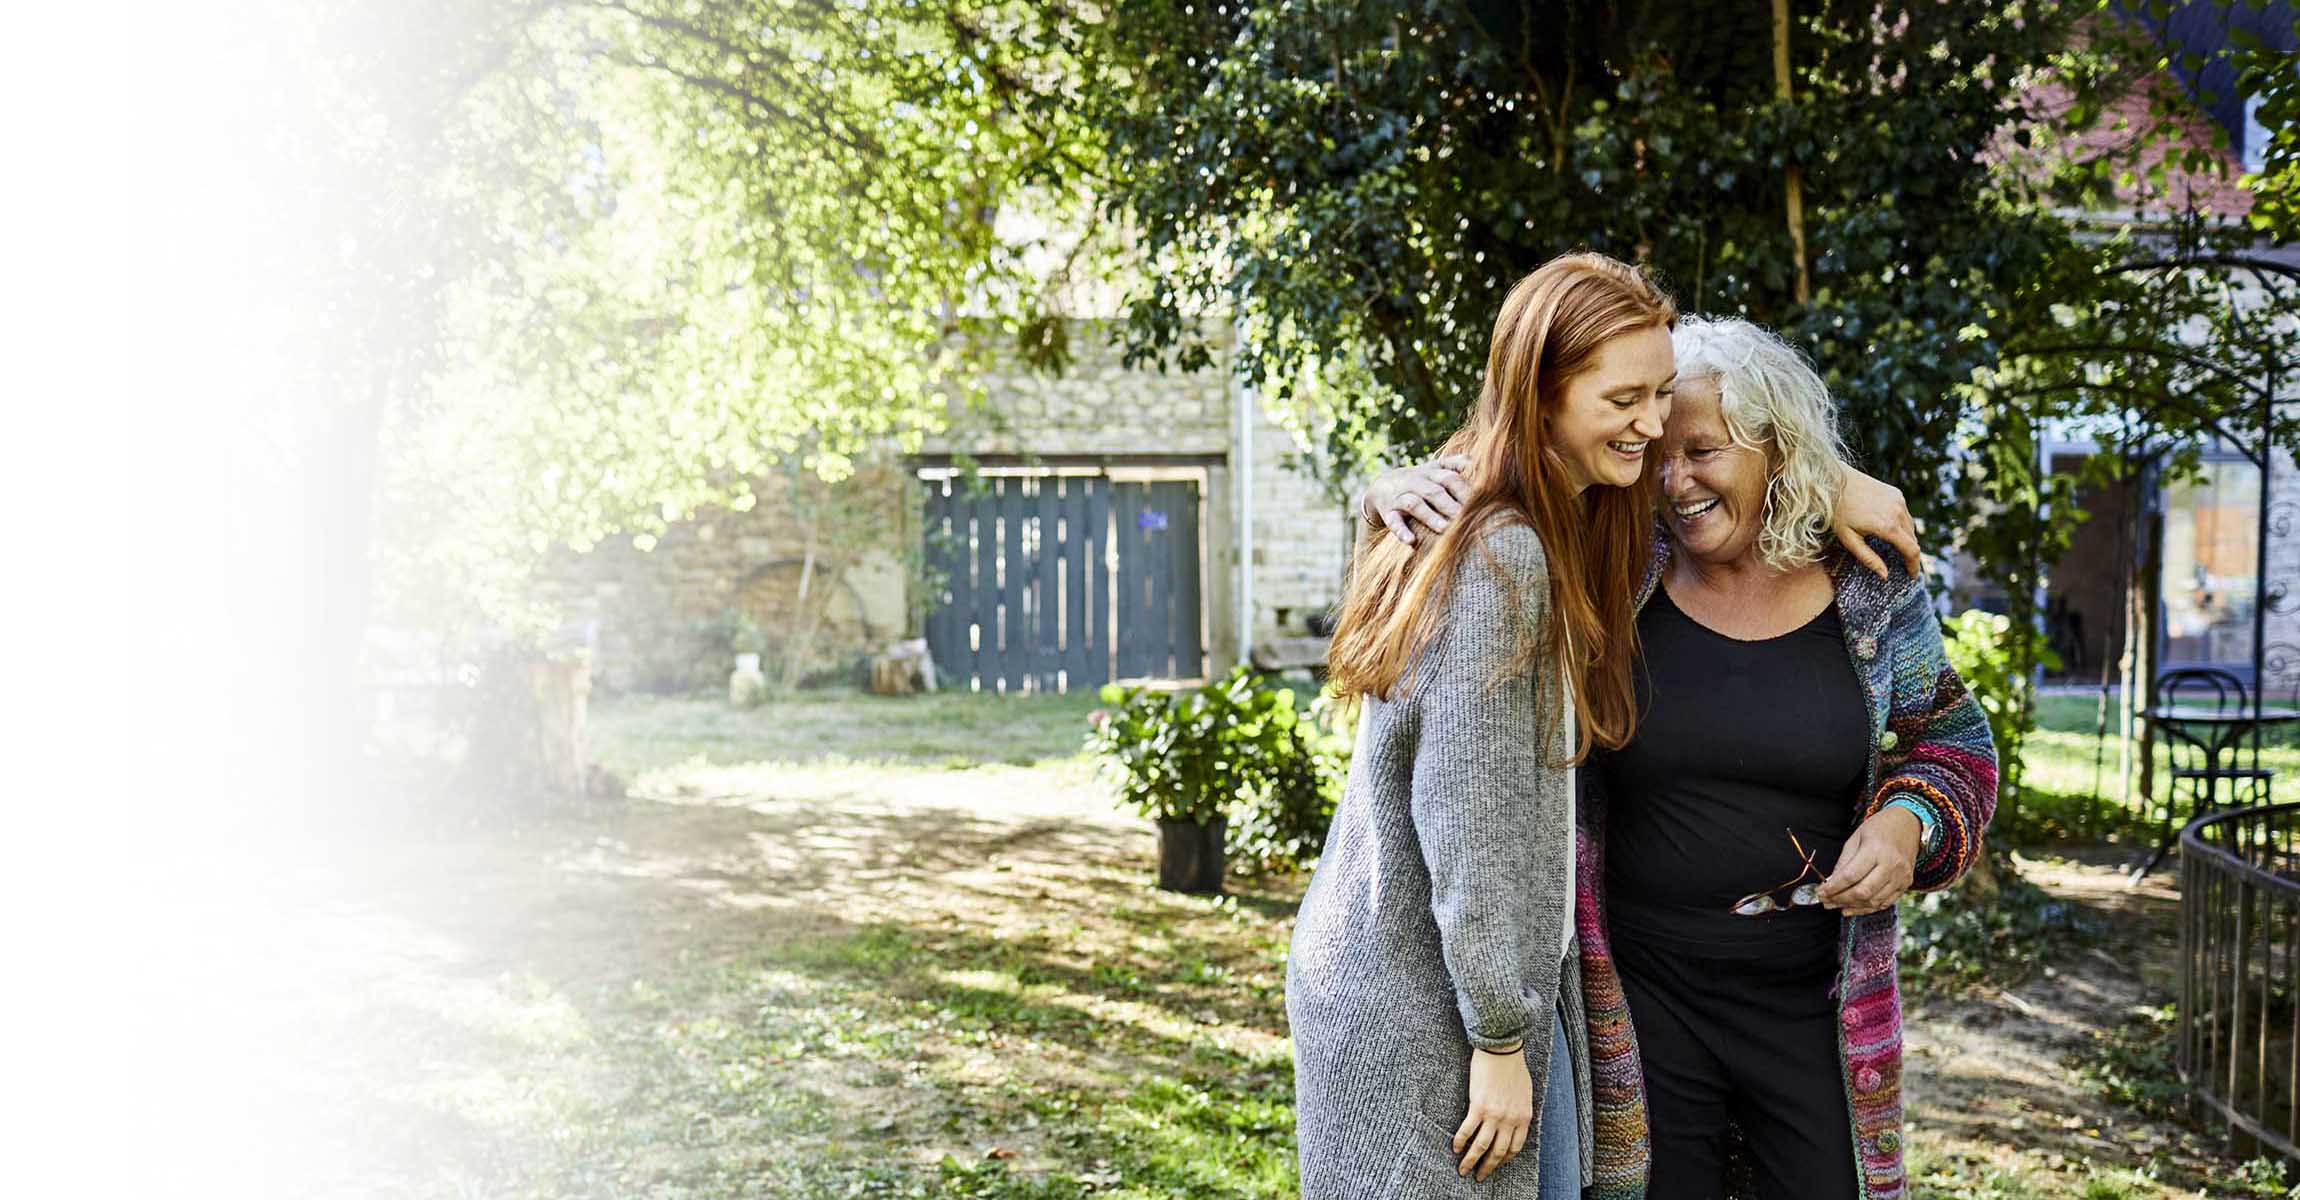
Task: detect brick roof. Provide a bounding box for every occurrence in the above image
[2015,63,2256,222]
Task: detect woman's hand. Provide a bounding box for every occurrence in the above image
[1452,1042,1534,1180]
[1832,467,1923,579]
[1362,454,1471,546]
[1817,806,1923,916]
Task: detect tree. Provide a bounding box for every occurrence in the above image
[1085,2,2101,505]
[2234,11,2300,241]
[253,0,1100,764]
[234,0,536,796]
[1959,213,2300,825]
[369,0,1096,632]
[1957,2,2300,820]
[1082,0,2300,829]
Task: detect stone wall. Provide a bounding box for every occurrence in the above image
[1246,410,1356,640]
[531,320,1357,692]
[530,462,913,694]
[921,324,1236,458]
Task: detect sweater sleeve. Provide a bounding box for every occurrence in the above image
[1864,580,1999,893]
[1404,523,1566,1049]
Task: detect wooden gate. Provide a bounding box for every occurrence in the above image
[922,474,1203,692]
[1112,479,1203,680]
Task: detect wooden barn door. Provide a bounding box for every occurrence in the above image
[1111,479,1203,680]
[921,473,1204,692]
[923,475,1110,693]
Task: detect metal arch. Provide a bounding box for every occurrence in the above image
[2261,642,2300,702]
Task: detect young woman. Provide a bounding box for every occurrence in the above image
[1289,251,1678,1199]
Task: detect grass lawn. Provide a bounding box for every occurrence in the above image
[2015,691,2300,846]
[263,686,1303,1198]
[591,685,1106,773]
[234,687,2293,1198]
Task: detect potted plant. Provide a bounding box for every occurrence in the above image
[1086,667,1307,893]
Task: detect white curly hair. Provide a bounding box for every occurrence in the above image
[1670,316,1850,571]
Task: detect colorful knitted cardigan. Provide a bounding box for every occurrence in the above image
[1573,535,2000,1200]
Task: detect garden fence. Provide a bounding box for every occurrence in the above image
[2180,802,2300,1162]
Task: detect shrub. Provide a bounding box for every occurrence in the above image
[1084,666,1348,870]
[696,607,771,657]
[687,607,776,695]
[1941,609,2054,792]
[1228,686,1351,872]
[1896,849,2093,992]
[1087,667,1285,825]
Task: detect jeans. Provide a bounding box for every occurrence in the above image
[1538,1010,1582,1199]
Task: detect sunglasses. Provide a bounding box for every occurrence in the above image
[1730,828,1823,917]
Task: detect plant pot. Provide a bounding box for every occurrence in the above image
[1157,816,1227,894]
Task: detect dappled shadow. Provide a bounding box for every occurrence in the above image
[1902,848,2229,1191]
[308,761,1148,973]
[249,753,1309,1194]
[254,761,2293,1197]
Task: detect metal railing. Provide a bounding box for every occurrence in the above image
[2179,802,2300,1161]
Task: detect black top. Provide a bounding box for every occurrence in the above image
[1600,584,1869,954]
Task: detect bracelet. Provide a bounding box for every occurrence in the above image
[1358,491,1385,530]
[1475,1041,1524,1056]
[1882,796,1942,857]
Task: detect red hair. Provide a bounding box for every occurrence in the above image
[1327,252,1674,760]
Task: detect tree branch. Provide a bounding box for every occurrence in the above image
[2012,341,2274,396]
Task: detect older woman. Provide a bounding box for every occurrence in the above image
[1370,317,1997,1200]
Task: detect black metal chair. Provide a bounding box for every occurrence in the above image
[2142,668,2277,875]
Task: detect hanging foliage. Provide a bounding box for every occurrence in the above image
[1082,1,2300,831]
[302,0,1101,637]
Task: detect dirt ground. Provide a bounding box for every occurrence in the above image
[199,750,2284,1198]
[1900,849,2268,1197]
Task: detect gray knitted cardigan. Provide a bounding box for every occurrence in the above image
[1289,521,1590,1198]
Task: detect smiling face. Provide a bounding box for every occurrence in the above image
[1660,376,1776,566]
[1544,322,1675,494]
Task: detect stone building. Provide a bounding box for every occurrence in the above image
[532,321,1360,694]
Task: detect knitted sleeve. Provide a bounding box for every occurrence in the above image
[1864,580,1999,893]
[1405,521,1566,1050]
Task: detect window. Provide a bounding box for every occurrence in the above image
[2162,459,2261,670]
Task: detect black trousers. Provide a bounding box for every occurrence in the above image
[1612,933,1860,1200]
